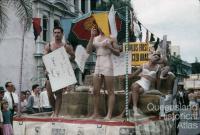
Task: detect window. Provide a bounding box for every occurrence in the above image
[173,52,176,56]
[74,0,78,11]
[91,1,96,11]
[81,0,85,13]
[42,15,48,41]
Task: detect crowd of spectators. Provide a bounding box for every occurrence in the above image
[0,81,52,134]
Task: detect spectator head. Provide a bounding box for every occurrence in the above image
[26,90,31,99]
[20,91,26,101]
[32,84,40,94]
[5,82,14,92]
[0,86,5,92]
[178,86,182,91]
[194,89,199,94]
[0,86,5,99]
[41,87,46,92]
[1,99,8,110]
[189,89,194,93]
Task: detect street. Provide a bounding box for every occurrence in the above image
[178,109,200,135]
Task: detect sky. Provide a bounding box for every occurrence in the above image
[131,0,200,63]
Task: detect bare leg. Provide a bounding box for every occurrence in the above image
[132,83,144,116]
[116,92,132,118]
[104,76,115,120]
[91,75,103,118]
[46,80,55,114]
[54,90,63,117]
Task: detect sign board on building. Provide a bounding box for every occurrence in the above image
[124,42,149,67]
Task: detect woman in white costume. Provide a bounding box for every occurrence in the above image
[86,26,120,119]
[129,51,161,116]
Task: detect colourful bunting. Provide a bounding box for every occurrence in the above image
[32,18,42,41]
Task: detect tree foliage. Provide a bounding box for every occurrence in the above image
[96,0,134,16]
[0,0,32,41]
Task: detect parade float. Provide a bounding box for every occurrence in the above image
[13,8,177,135]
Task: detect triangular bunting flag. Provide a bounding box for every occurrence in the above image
[32,18,42,41]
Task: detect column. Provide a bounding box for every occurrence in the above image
[85,0,91,13]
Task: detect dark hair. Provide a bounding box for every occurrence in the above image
[26,90,31,95]
[5,81,12,88]
[153,53,161,58]
[190,89,194,93]
[53,26,63,33]
[1,100,8,110]
[21,91,26,95]
[32,84,39,91]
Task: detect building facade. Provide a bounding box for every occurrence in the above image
[0,0,95,90]
[169,45,180,58]
[170,56,192,82]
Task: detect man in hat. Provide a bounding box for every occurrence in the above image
[0,86,5,134]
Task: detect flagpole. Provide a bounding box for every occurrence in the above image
[18,19,26,116]
[125,5,129,121]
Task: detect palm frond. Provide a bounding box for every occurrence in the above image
[12,0,32,32]
[0,1,9,41]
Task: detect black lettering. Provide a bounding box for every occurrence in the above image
[140,53,145,61]
[132,54,139,61]
[144,53,148,60]
[128,44,132,50]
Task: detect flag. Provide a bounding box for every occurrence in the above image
[61,18,73,40]
[145,30,149,43]
[32,18,42,41]
[108,5,117,38]
[138,22,142,42]
[68,11,125,47]
[154,38,160,50]
[93,12,110,37]
[150,33,155,42]
[138,21,142,31]
[133,21,141,39]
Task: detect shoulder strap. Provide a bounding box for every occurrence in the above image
[48,43,52,53]
[156,64,160,72]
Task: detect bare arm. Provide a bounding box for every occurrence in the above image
[107,38,120,56]
[156,67,162,90]
[43,44,51,74]
[129,66,142,79]
[86,37,94,54]
[86,28,96,54]
[65,44,75,60]
[44,43,50,55]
